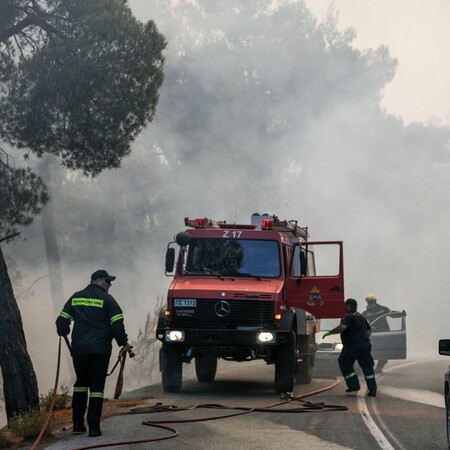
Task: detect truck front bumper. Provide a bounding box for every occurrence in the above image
[156,327,290,348]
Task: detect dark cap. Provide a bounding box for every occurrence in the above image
[345,298,358,308]
[91,269,116,282]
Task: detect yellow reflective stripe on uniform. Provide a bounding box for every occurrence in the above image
[59,311,72,320]
[365,374,376,380]
[110,314,124,324]
[344,371,357,380]
[71,298,104,308]
[73,387,88,393]
[89,392,104,398]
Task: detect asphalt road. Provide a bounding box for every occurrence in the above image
[43,354,448,449]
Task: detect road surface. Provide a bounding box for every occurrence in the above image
[43,355,448,449]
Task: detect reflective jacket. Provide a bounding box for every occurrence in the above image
[55,283,128,356]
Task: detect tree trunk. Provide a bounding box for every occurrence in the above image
[37,155,65,312]
[0,244,39,420]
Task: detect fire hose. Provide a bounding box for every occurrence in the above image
[32,338,348,450]
[63,335,135,399]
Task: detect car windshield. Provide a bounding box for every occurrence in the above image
[184,238,281,278]
[320,318,341,331]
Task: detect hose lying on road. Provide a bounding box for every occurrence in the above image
[36,339,348,450]
[69,379,348,449]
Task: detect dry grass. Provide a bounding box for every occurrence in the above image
[0,397,152,449]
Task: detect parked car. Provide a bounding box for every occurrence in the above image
[438,339,450,449]
[315,311,407,374]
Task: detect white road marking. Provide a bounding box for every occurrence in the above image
[357,358,440,450]
[357,394,395,450]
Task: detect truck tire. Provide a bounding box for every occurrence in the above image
[161,346,182,393]
[195,355,218,382]
[274,331,296,394]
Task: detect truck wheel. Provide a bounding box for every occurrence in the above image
[274,331,296,394]
[195,355,218,382]
[161,347,182,393]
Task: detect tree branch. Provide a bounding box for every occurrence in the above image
[0,7,65,44]
[0,232,21,243]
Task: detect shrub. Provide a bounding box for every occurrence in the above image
[9,409,53,439]
[40,386,71,411]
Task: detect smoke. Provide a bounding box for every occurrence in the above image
[4,0,450,401]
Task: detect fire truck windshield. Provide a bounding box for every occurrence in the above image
[184,238,281,278]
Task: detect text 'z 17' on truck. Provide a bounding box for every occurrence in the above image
[156,213,345,394]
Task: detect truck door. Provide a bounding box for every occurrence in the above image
[286,241,344,319]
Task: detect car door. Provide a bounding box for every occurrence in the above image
[370,311,407,360]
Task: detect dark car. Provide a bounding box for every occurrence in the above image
[438,339,450,449]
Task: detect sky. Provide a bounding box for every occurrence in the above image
[302,0,450,125]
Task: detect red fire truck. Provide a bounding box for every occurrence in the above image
[156,213,345,394]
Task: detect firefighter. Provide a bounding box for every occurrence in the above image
[362,293,390,373]
[55,269,131,437]
[322,298,377,397]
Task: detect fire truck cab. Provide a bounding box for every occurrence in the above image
[156,213,345,394]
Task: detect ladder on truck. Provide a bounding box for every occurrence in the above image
[272,215,309,240]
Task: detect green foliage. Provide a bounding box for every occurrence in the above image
[0,160,49,235]
[0,0,166,176]
[39,386,71,411]
[0,0,165,236]
[9,409,53,439]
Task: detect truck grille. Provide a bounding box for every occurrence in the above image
[172,299,274,329]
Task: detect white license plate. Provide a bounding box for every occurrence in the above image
[174,299,197,307]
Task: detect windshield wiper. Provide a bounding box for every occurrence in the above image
[202,268,225,280]
[233,273,262,281]
[184,269,224,279]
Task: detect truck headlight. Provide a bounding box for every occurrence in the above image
[165,330,185,342]
[257,332,275,343]
[335,343,343,351]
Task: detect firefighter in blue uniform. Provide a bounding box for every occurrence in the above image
[323,298,377,397]
[56,269,131,437]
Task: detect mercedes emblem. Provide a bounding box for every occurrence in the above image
[215,300,231,317]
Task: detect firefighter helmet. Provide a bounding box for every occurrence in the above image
[365,293,377,302]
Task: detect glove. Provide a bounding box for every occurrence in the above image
[123,343,132,352]
[124,343,135,358]
[322,332,331,339]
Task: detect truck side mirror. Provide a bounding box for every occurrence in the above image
[165,247,175,274]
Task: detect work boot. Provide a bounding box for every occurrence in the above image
[72,422,87,433]
[367,390,377,397]
[89,427,102,437]
[345,388,360,393]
